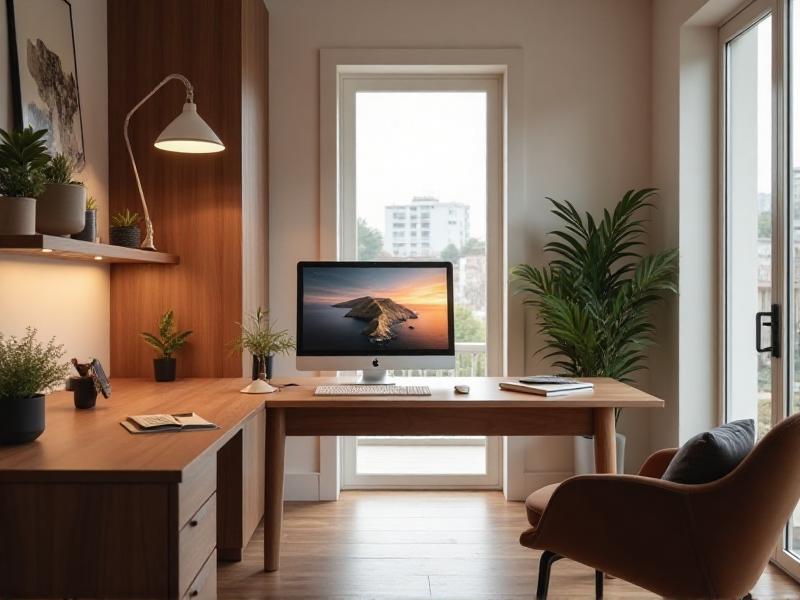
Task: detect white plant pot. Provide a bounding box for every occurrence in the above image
[0,196,36,235]
[573,433,626,474]
[36,183,86,236]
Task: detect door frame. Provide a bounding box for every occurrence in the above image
[318,48,525,499]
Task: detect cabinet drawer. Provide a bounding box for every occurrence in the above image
[179,493,216,597]
[179,453,216,527]
[182,549,217,600]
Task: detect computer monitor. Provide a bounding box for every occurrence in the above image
[296,261,455,383]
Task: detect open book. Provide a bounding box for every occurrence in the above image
[499,381,594,397]
[121,412,218,434]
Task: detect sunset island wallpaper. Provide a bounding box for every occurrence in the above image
[299,265,452,353]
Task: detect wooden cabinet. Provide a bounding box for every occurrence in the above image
[0,380,266,599]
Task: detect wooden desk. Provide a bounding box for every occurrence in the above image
[263,376,663,572]
[0,378,264,599]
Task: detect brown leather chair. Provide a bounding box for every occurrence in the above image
[520,412,800,599]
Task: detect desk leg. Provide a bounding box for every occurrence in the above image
[264,407,286,572]
[593,407,617,474]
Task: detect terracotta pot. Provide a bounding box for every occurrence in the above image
[0,394,45,444]
[36,183,86,235]
[0,196,37,235]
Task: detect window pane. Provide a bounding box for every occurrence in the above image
[725,16,773,439]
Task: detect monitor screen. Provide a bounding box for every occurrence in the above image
[297,262,454,356]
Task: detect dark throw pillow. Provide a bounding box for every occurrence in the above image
[662,419,755,484]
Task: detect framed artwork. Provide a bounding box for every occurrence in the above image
[6,0,85,168]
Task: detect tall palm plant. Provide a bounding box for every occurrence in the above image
[511,189,677,396]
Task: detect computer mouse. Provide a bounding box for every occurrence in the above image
[454,385,470,394]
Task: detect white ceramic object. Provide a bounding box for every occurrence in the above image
[36,183,86,235]
[240,379,278,394]
[0,196,36,234]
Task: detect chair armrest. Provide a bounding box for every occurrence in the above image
[521,474,710,597]
[637,447,678,478]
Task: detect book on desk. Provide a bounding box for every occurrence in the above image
[499,380,594,397]
[121,412,218,434]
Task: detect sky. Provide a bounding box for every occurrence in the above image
[302,266,449,306]
[355,92,487,240]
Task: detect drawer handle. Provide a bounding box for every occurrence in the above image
[190,590,199,597]
[189,519,199,527]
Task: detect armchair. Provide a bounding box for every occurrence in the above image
[520,413,800,599]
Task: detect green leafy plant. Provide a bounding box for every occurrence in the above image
[43,153,81,185]
[511,189,678,413]
[86,196,97,211]
[111,208,141,228]
[231,307,295,360]
[0,127,50,198]
[141,310,193,358]
[0,328,70,401]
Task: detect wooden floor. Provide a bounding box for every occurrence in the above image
[218,491,800,599]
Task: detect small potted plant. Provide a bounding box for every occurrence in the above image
[37,152,86,236]
[0,328,70,444]
[72,195,97,242]
[110,208,142,248]
[0,127,49,235]
[231,307,295,394]
[141,310,193,382]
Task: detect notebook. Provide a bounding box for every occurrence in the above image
[121,412,218,434]
[499,381,594,397]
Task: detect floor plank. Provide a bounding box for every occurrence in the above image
[218,491,800,599]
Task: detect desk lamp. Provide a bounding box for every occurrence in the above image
[124,73,224,251]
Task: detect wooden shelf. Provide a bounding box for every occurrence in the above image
[0,235,179,264]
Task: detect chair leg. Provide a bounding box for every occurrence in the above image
[595,570,603,598]
[536,551,563,599]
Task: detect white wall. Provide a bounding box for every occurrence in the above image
[267,0,654,498]
[0,0,109,368]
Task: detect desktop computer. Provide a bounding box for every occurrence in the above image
[296,261,455,386]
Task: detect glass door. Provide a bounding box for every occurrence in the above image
[722,3,776,438]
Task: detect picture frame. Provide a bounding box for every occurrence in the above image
[6,0,85,168]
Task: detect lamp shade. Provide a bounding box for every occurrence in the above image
[154,102,224,153]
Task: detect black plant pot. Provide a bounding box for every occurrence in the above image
[251,355,274,380]
[154,357,177,382]
[71,209,97,242]
[0,394,45,444]
[110,225,140,248]
[68,376,98,409]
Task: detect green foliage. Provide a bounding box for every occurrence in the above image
[461,238,485,256]
[43,153,80,185]
[111,208,141,228]
[141,310,193,358]
[0,328,70,401]
[440,243,460,263]
[357,218,384,260]
[231,307,295,359]
[86,196,97,211]
[455,305,486,343]
[511,188,678,391]
[0,127,50,198]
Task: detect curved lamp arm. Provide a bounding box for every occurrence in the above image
[123,74,194,251]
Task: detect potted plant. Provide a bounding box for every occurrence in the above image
[141,310,193,382]
[0,127,49,235]
[37,152,86,236]
[511,189,678,474]
[0,328,69,444]
[72,195,97,242]
[231,307,295,394]
[110,208,141,248]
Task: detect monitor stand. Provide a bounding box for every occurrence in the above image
[356,369,394,385]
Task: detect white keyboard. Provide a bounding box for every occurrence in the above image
[314,385,432,396]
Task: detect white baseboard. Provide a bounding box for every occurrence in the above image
[504,470,573,501]
[285,472,321,501]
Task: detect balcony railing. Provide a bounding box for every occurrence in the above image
[389,342,487,377]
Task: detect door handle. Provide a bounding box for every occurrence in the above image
[755,303,780,358]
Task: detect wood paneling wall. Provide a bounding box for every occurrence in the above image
[108,0,268,378]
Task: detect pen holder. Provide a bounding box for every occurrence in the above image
[67,376,98,409]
